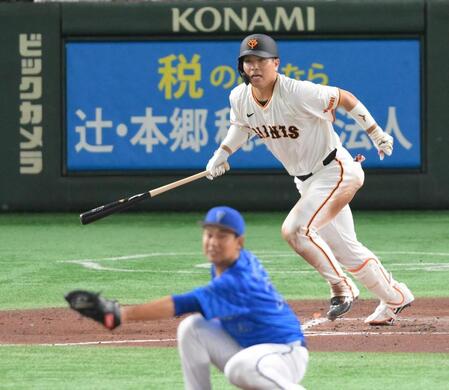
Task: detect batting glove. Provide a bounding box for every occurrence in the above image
[368,126,394,160]
[206,148,230,180]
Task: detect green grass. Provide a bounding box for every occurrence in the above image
[0,211,448,309]
[0,346,447,389]
[304,352,449,389]
[0,211,448,389]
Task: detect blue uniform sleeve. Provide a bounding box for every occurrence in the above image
[172,292,203,316]
[192,275,250,320]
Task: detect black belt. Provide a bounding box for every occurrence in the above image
[296,148,337,182]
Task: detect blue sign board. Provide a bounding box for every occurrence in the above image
[66,39,421,171]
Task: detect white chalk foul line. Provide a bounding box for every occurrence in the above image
[44,338,177,346]
[59,249,449,273]
[58,252,200,263]
[301,317,329,330]
[59,250,449,264]
[305,331,449,337]
[300,315,449,333]
[6,329,447,347]
[3,316,449,347]
[326,316,449,323]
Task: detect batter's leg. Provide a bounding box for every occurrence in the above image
[177,314,242,390]
[282,154,363,319]
[320,205,414,325]
[224,342,309,390]
[319,204,377,270]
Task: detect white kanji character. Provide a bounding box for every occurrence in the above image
[385,106,412,150]
[75,108,114,153]
[169,109,208,152]
[213,107,230,145]
[130,107,168,153]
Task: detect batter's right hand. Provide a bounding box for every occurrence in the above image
[206,148,230,180]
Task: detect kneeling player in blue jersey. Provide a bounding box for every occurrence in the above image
[65,206,309,390]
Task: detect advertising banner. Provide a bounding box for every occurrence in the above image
[66,39,420,172]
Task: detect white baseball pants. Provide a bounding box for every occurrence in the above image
[177,314,309,390]
[282,148,364,298]
[282,148,408,305]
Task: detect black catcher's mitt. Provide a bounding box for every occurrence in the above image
[65,290,121,330]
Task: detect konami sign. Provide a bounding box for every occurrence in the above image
[172,6,315,33]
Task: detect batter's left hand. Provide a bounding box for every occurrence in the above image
[368,126,394,160]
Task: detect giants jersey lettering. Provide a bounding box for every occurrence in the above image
[229,74,342,176]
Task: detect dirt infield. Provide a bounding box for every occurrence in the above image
[1,298,448,353]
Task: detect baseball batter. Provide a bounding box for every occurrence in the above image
[206,34,414,325]
[66,206,309,390]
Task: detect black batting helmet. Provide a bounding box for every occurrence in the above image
[238,34,279,85]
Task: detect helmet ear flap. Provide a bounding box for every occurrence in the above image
[238,58,250,85]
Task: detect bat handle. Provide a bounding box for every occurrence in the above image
[148,170,208,198]
[149,162,230,198]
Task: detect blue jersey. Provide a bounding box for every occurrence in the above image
[192,249,305,348]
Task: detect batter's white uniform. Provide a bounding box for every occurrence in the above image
[228,74,412,308]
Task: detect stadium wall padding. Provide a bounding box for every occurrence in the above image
[1,0,448,212]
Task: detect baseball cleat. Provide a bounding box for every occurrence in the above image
[326,296,356,320]
[364,303,409,326]
[365,283,414,325]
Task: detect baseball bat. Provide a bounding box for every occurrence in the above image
[79,163,229,225]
